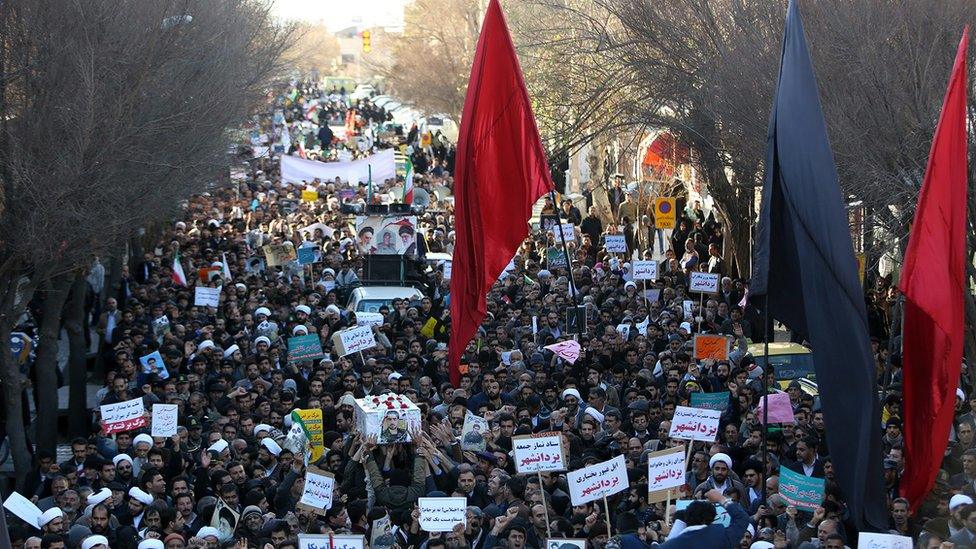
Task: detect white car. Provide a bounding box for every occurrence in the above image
[346,286,424,313]
[350,84,376,101]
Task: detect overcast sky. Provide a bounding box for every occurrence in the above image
[272,0,406,31]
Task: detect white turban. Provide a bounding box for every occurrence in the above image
[253,424,272,436]
[709,453,732,469]
[138,540,165,549]
[950,494,974,511]
[197,340,215,351]
[128,487,153,506]
[207,439,229,454]
[561,388,581,401]
[223,345,240,359]
[82,536,110,549]
[583,406,605,425]
[254,336,271,347]
[196,527,220,540]
[295,305,311,315]
[112,454,133,467]
[292,325,308,336]
[38,508,63,527]
[88,487,112,506]
[261,437,282,456]
[133,434,153,448]
[255,307,271,318]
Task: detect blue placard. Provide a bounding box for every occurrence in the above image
[297,247,317,266]
[691,391,730,412]
[288,334,324,362]
[779,466,825,511]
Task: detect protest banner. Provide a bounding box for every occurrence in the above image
[370,514,394,549]
[857,532,912,549]
[682,300,694,320]
[616,323,630,340]
[443,262,452,279]
[355,216,418,256]
[194,286,221,308]
[632,260,658,281]
[546,247,568,269]
[139,350,168,380]
[281,148,396,186]
[151,404,179,438]
[550,223,575,242]
[513,432,568,473]
[100,397,147,435]
[779,467,825,511]
[296,466,335,514]
[655,198,676,229]
[544,540,586,549]
[3,491,42,528]
[460,412,489,452]
[296,246,319,265]
[418,497,467,532]
[540,214,560,235]
[644,288,661,302]
[263,244,297,267]
[603,235,627,253]
[296,409,324,462]
[288,334,325,363]
[331,325,376,357]
[646,446,686,503]
[544,340,581,364]
[211,497,240,542]
[355,312,385,327]
[298,535,366,549]
[690,391,730,412]
[567,454,628,505]
[693,334,730,361]
[301,189,319,202]
[668,406,722,442]
[689,271,720,294]
[756,393,796,424]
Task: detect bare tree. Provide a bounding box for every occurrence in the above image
[0,0,293,489]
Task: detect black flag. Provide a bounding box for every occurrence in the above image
[750,0,887,531]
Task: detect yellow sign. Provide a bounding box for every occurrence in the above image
[296,408,325,462]
[655,197,676,229]
[855,253,866,284]
[301,189,318,202]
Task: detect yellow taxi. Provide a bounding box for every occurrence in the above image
[747,342,818,396]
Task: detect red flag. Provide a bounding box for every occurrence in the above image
[448,0,553,386]
[899,28,969,511]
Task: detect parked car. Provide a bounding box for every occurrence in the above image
[747,342,818,396]
[346,286,424,313]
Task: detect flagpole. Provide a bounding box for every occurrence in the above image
[761,292,770,506]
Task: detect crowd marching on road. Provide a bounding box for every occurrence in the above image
[1,29,973,549]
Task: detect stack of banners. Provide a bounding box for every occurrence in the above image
[298,534,366,549]
[645,446,687,502]
[460,412,489,451]
[296,466,335,514]
[668,406,722,442]
[353,393,422,444]
[567,454,628,505]
[280,149,396,186]
[283,408,325,464]
[418,497,467,532]
[512,432,568,473]
[100,397,147,435]
[210,497,240,542]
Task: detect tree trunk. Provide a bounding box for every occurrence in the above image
[66,272,90,438]
[0,272,35,491]
[33,274,72,456]
[105,252,124,307]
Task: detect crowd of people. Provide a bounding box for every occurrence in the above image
[2,78,970,549]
